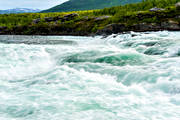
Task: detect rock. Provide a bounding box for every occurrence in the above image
[33,16,62,23]
[175,15,180,19]
[83,16,89,20]
[0,26,7,34]
[131,22,180,32]
[136,13,153,20]
[44,16,62,22]
[149,7,165,12]
[33,18,41,24]
[44,17,54,22]
[94,16,111,21]
[96,23,126,35]
[132,23,158,31]
[64,13,79,18]
[131,34,138,37]
[0,26,7,30]
[161,21,180,30]
[53,16,61,21]
[62,13,79,21]
[82,16,93,21]
[176,2,180,10]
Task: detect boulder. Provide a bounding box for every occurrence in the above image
[33,18,41,24]
[44,16,62,22]
[96,23,126,35]
[149,7,165,12]
[62,13,79,21]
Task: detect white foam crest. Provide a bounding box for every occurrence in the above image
[0,44,55,81]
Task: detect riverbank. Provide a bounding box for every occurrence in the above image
[0,0,180,36]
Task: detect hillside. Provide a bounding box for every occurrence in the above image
[0,0,180,35]
[0,8,41,14]
[42,0,142,13]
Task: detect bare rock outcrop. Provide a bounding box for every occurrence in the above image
[149,7,165,12]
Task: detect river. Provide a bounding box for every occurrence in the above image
[0,31,180,120]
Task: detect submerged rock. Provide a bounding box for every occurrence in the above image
[131,34,138,37]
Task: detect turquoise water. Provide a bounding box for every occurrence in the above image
[0,31,180,120]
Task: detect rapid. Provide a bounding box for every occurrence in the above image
[0,31,180,120]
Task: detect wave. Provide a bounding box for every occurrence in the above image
[0,31,180,119]
[60,51,152,66]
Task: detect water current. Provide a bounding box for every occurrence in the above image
[0,31,180,120]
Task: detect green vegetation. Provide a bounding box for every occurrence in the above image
[42,0,142,13]
[0,13,63,28]
[0,0,180,35]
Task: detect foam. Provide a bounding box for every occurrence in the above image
[0,32,180,119]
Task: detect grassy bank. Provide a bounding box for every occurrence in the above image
[0,0,180,35]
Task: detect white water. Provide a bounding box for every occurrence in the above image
[0,31,180,120]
